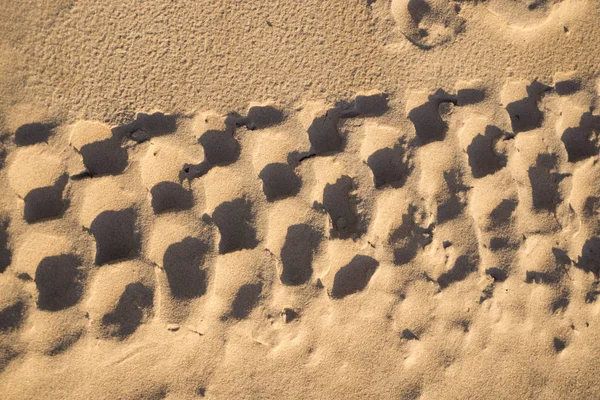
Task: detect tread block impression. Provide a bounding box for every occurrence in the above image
[367,145,410,188]
[555,80,580,96]
[230,283,263,319]
[47,330,84,356]
[338,93,389,118]
[113,112,177,143]
[457,88,485,106]
[525,270,559,285]
[150,182,194,214]
[467,126,506,178]
[79,138,128,176]
[243,106,285,130]
[0,345,18,374]
[259,163,301,201]
[23,175,68,223]
[0,147,6,170]
[331,255,379,299]
[35,254,84,311]
[437,255,477,289]
[583,196,600,218]
[101,282,154,339]
[90,209,139,265]
[0,301,25,332]
[408,92,455,145]
[280,224,322,285]
[307,108,343,155]
[212,199,258,254]
[560,112,600,163]
[489,237,512,251]
[14,123,55,146]
[389,207,433,265]
[163,237,209,299]
[436,171,468,224]
[504,82,548,133]
[323,176,361,239]
[489,199,518,227]
[199,130,241,166]
[576,237,600,277]
[527,154,567,212]
[0,218,10,273]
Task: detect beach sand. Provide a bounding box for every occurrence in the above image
[1,0,600,398]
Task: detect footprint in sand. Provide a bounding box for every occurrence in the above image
[391,0,465,49]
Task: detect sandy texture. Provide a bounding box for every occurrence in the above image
[1,0,600,399]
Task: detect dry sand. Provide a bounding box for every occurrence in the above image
[1,0,600,399]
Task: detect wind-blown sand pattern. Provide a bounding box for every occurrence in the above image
[1,0,600,399]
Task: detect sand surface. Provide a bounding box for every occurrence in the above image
[1,0,600,399]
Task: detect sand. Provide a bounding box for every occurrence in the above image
[1,0,600,399]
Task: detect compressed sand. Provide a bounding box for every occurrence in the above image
[1,0,600,399]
